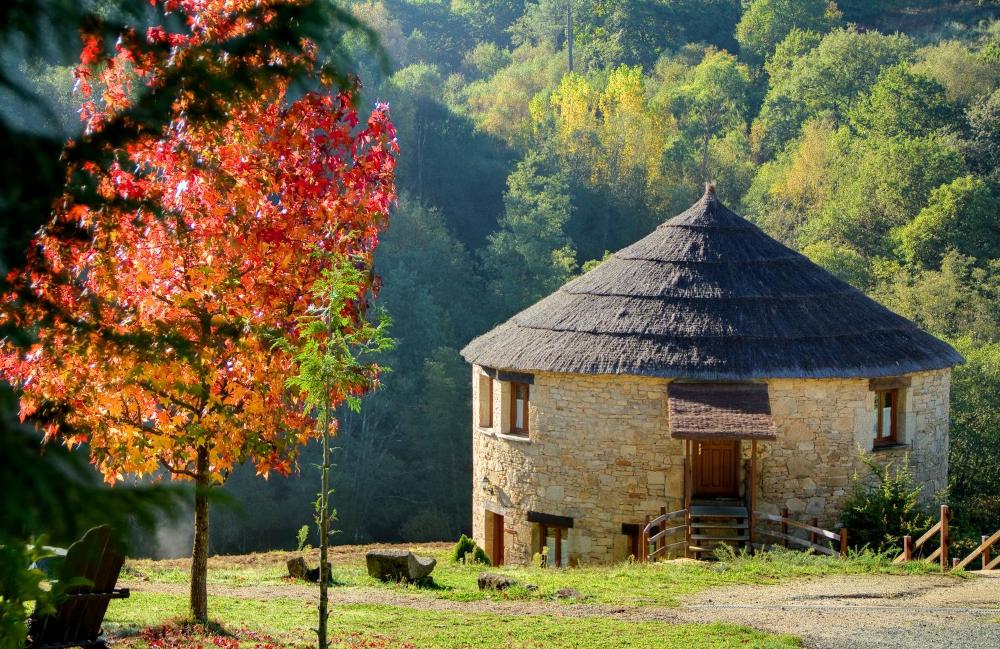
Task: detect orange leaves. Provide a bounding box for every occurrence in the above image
[1,1,397,487]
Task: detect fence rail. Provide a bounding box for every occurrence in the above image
[893,505,950,572]
[753,508,847,557]
[640,508,689,561]
[640,501,996,571]
[893,505,999,572]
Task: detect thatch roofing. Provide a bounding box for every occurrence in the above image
[668,383,776,440]
[462,187,963,380]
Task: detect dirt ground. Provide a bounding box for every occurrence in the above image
[679,572,1000,648]
[123,571,1000,648]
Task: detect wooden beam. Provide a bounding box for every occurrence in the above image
[953,528,1000,571]
[940,505,949,573]
[869,376,912,391]
[749,440,757,552]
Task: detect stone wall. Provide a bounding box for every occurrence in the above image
[471,365,951,565]
[759,369,950,529]
[472,367,682,565]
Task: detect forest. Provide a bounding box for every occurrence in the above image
[8,0,1000,556]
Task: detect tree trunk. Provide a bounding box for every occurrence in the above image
[317,396,331,649]
[566,2,574,73]
[190,445,210,622]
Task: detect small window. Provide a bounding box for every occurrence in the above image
[873,389,898,447]
[510,382,529,435]
[538,523,569,567]
[478,374,493,428]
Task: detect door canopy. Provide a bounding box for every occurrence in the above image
[668,382,776,440]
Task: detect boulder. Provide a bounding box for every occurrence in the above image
[477,572,519,591]
[286,556,327,583]
[286,556,308,580]
[554,587,582,599]
[365,550,436,582]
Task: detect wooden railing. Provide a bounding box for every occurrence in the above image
[954,529,1000,571]
[753,508,847,557]
[895,505,999,572]
[894,505,949,572]
[640,507,689,561]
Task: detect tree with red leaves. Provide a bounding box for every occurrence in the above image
[0,1,396,621]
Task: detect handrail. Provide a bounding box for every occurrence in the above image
[762,530,839,556]
[640,508,689,561]
[893,505,950,572]
[752,508,847,557]
[642,508,688,536]
[753,512,841,541]
[647,524,687,545]
[954,529,1000,571]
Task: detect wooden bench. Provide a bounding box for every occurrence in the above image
[27,525,130,649]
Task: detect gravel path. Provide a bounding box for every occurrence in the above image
[122,573,1000,648]
[679,572,1000,648]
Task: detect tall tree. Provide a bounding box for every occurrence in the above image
[894,175,1000,270]
[735,0,841,65]
[0,1,397,621]
[848,64,957,139]
[668,48,751,181]
[484,151,576,312]
[751,27,913,159]
[285,260,392,649]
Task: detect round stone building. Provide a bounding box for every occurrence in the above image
[460,187,962,567]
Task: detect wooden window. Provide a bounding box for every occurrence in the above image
[510,382,529,435]
[478,374,493,428]
[873,389,899,447]
[538,523,569,567]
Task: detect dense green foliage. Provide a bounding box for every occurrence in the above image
[841,454,935,553]
[6,0,1000,554]
[202,0,1000,553]
[450,534,492,565]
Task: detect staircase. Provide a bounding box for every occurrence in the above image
[688,504,750,558]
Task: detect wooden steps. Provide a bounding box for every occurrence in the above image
[689,504,749,558]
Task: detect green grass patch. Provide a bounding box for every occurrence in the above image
[354,547,944,606]
[105,591,801,648]
[126,545,947,608]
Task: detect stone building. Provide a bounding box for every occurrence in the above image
[460,187,961,567]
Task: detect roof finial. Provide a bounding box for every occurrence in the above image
[705,181,716,196]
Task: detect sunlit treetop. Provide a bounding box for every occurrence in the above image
[1,0,398,483]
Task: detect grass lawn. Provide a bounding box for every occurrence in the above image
[126,543,945,608]
[105,592,802,648]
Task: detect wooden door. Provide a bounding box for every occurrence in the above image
[693,440,740,498]
[490,512,505,566]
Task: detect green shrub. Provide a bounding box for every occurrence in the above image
[841,451,933,553]
[450,534,491,565]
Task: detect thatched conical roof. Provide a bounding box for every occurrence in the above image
[461,188,962,380]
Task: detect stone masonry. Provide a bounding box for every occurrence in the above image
[471,365,951,566]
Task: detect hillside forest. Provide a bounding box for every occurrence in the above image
[10,0,1000,555]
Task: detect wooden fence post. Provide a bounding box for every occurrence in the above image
[781,507,789,548]
[903,535,912,561]
[642,515,650,562]
[684,508,691,559]
[658,506,666,556]
[952,558,960,570]
[940,505,949,573]
[810,517,818,546]
[983,535,991,571]
[839,528,848,558]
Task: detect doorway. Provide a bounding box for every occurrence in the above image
[692,439,740,499]
[486,511,504,566]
